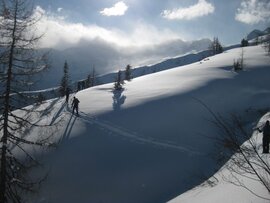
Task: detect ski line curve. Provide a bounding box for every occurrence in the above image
[75,110,204,156]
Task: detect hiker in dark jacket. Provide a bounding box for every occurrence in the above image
[72,96,80,115]
[258,120,270,153]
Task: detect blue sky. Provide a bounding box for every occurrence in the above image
[34,0,270,49]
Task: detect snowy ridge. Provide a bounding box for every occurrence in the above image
[34,38,212,90]
[247,27,270,40]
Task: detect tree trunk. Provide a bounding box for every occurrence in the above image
[0,1,18,201]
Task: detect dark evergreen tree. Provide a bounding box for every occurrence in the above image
[264,39,270,55]
[125,64,132,81]
[37,92,46,104]
[86,67,96,88]
[255,36,259,45]
[209,37,223,55]
[267,41,270,55]
[114,70,124,90]
[86,74,91,88]
[60,61,70,96]
[241,38,249,47]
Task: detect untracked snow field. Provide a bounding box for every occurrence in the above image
[24,45,270,203]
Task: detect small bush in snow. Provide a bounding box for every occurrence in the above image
[233,59,242,71]
[37,92,46,104]
[233,48,245,71]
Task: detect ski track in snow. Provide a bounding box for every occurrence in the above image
[71,110,204,156]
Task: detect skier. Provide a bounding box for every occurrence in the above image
[258,120,270,153]
[72,96,80,115]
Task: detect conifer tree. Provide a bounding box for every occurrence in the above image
[125,64,132,81]
[60,61,70,96]
[267,41,270,55]
[210,37,223,55]
[265,36,270,56]
[114,70,124,90]
[241,38,249,47]
[86,67,96,88]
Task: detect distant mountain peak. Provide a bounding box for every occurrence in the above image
[247,27,270,40]
[263,27,270,34]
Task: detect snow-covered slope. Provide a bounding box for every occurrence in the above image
[22,48,213,106]
[22,45,270,203]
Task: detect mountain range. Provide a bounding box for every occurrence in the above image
[35,38,212,90]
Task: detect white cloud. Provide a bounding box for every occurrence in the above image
[100,1,128,16]
[57,8,63,12]
[162,0,214,20]
[33,6,182,49]
[33,5,46,17]
[235,0,270,24]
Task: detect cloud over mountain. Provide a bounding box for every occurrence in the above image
[34,6,183,50]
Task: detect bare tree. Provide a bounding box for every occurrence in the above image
[197,99,270,200]
[233,48,245,71]
[0,0,54,202]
